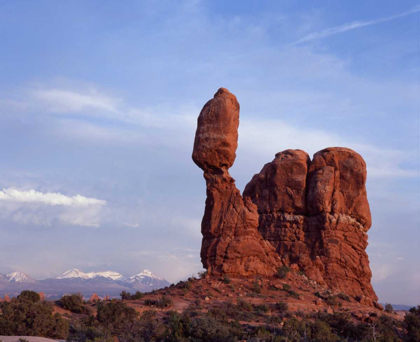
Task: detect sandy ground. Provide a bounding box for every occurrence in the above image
[0,337,65,342]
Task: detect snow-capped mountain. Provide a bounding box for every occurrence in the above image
[2,271,36,283]
[0,268,170,299]
[56,269,123,281]
[122,269,170,288]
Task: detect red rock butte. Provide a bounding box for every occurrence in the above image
[192,87,379,307]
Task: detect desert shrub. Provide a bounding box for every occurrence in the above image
[337,292,350,302]
[208,306,229,321]
[355,294,363,302]
[144,298,158,306]
[120,290,132,300]
[374,315,401,342]
[121,290,144,300]
[325,295,338,306]
[276,266,290,279]
[275,301,289,314]
[315,291,322,298]
[179,280,192,290]
[237,298,253,312]
[158,295,173,308]
[0,294,68,338]
[17,290,40,303]
[162,310,245,342]
[385,303,394,313]
[59,293,85,313]
[133,291,144,300]
[404,306,420,342]
[282,283,291,291]
[287,290,300,300]
[189,314,244,342]
[145,295,173,309]
[198,270,208,279]
[254,304,269,315]
[215,301,255,322]
[223,274,231,284]
[282,317,309,340]
[136,310,162,341]
[96,300,138,336]
[310,319,339,342]
[66,318,112,342]
[252,279,262,294]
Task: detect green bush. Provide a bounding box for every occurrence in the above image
[96,300,138,335]
[58,293,85,313]
[254,304,269,315]
[325,295,338,306]
[223,274,231,284]
[287,290,300,299]
[252,279,261,294]
[132,291,144,300]
[0,293,68,338]
[385,303,393,313]
[121,290,144,300]
[337,292,350,302]
[276,266,290,279]
[275,301,288,313]
[311,319,339,342]
[282,283,291,291]
[120,290,132,300]
[158,295,173,308]
[237,298,253,312]
[405,306,420,342]
[145,295,173,308]
[17,290,40,303]
[198,270,208,278]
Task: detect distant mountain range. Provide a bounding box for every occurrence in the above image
[0,269,171,299]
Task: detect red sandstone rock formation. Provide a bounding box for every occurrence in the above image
[193,88,281,276]
[90,293,100,303]
[4,294,10,302]
[193,88,379,304]
[38,292,45,301]
[306,147,376,300]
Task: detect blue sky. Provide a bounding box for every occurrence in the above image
[0,0,418,304]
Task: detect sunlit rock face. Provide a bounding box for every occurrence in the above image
[193,88,378,304]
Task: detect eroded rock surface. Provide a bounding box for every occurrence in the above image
[193,88,378,303]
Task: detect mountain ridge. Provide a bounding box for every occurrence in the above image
[0,268,171,299]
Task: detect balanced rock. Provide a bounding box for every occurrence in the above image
[193,88,281,276]
[193,88,378,304]
[193,87,239,171]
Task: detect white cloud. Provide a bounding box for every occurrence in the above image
[0,188,106,207]
[292,5,420,45]
[0,188,106,227]
[33,88,121,114]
